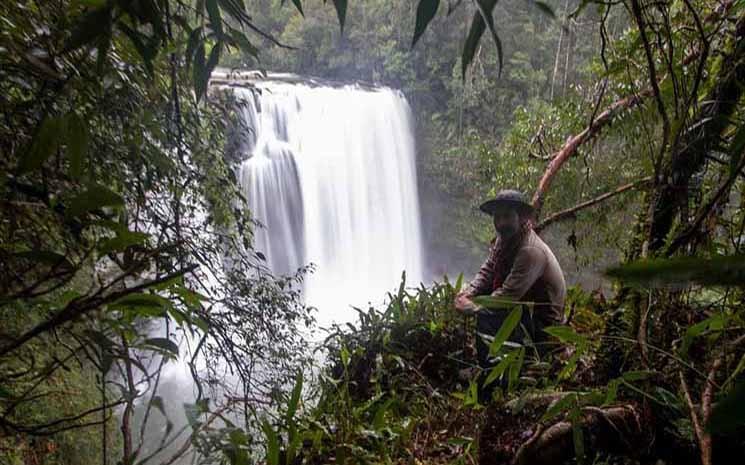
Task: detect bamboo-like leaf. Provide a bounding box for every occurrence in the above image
[605,255,745,287]
[18,115,64,174]
[285,371,303,424]
[66,112,88,178]
[543,325,588,346]
[531,1,556,19]
[706,380,745,434]
[186,27,203,69]
[728,122,745,177]
[488,306,523,356]
[290,0,304,16]
[206,0,223,34]
[63,5,112,52]
[193,41,207,102]
[143,337,180,356]
[330,0,348,32]
[261,417,280,465]
[65,184,125,219]
[463,0,500,79]
[412,0,440,47]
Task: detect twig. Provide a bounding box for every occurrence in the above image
[535,177,653,232]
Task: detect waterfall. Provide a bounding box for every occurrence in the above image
[231,79,424,327]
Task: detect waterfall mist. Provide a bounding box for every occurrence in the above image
[231,78,424,328]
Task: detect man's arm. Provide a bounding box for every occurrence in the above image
[491,246,546,301]
[464,241,499,297]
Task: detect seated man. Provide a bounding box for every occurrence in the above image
[454,190,567,385]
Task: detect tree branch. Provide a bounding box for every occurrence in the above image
[535,177,653,232]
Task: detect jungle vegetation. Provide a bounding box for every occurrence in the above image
[1,1,744,465]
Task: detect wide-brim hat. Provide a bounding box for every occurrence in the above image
[479,189,534,216]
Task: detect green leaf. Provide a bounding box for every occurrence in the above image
[621,370,655,382]
[543,325,588,346]
[185,27,203,70]
[113,293,172,309]
[206,0,223,35]
[681,313,728,356]
[472,295,525,310]
[484,349,518,387]
[571,405,585,465]
[487,306,523,356]
[462,0,500,79]
[605,255,745,288]
[706,381,745,435]
[540,392,576,422]
[728,122,745,177]
[143,337,180,357]
[193,41,207,102]
[330,0,347,32]
[412,0,440,47]
[12,251,74,271]
[65,184,124,219]
[150,396,167,417]
[261,417,280,465]
[18,116,64,174]
[531,1,556,19]
[98,230,149,255]
[286,371,303,424]
[64,5,112,52]
[227,26,259,58]
[290,0,304,16]
[66,113,88,178]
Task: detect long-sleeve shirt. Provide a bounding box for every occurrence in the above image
[466,230,566,327]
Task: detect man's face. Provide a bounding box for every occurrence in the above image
[492,206,520,238]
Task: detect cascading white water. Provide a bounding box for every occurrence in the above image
[231,79,424,327]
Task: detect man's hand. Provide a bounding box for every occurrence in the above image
[454,291,478,315]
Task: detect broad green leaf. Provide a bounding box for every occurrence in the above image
[330,0,347,32]
[488,306,523,356]
[227,26,259,58]
[206,0,223,35]
[681,313,728,356]
[143,337,180,357]
[483,349,518,387]
[186,27,203,69]
[605,255,745,288]
[290,0,304,16]
[543,325,588,346]
[412,0,440,47]
[286,371,303,424]
[706,381,745,435]
[18,116,64,174]
[571,405,585,464]
[531,1,556,19]
[455,273,464,293]
[64,5,112,52]
[65,112,88,178]
[193,41,207,102]
[65,184,124,219]
[621,370,655,382]
[261,417,280,465]
[540,392,576,422]
[728,122,745,177]
[462,0,500,79]
[98,230,149,255]
[150,396,167,417]
[113,293,172,310]
[472,295,526,310]
[12,251,74,271]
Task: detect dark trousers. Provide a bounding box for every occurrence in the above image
[475,307,550,400]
